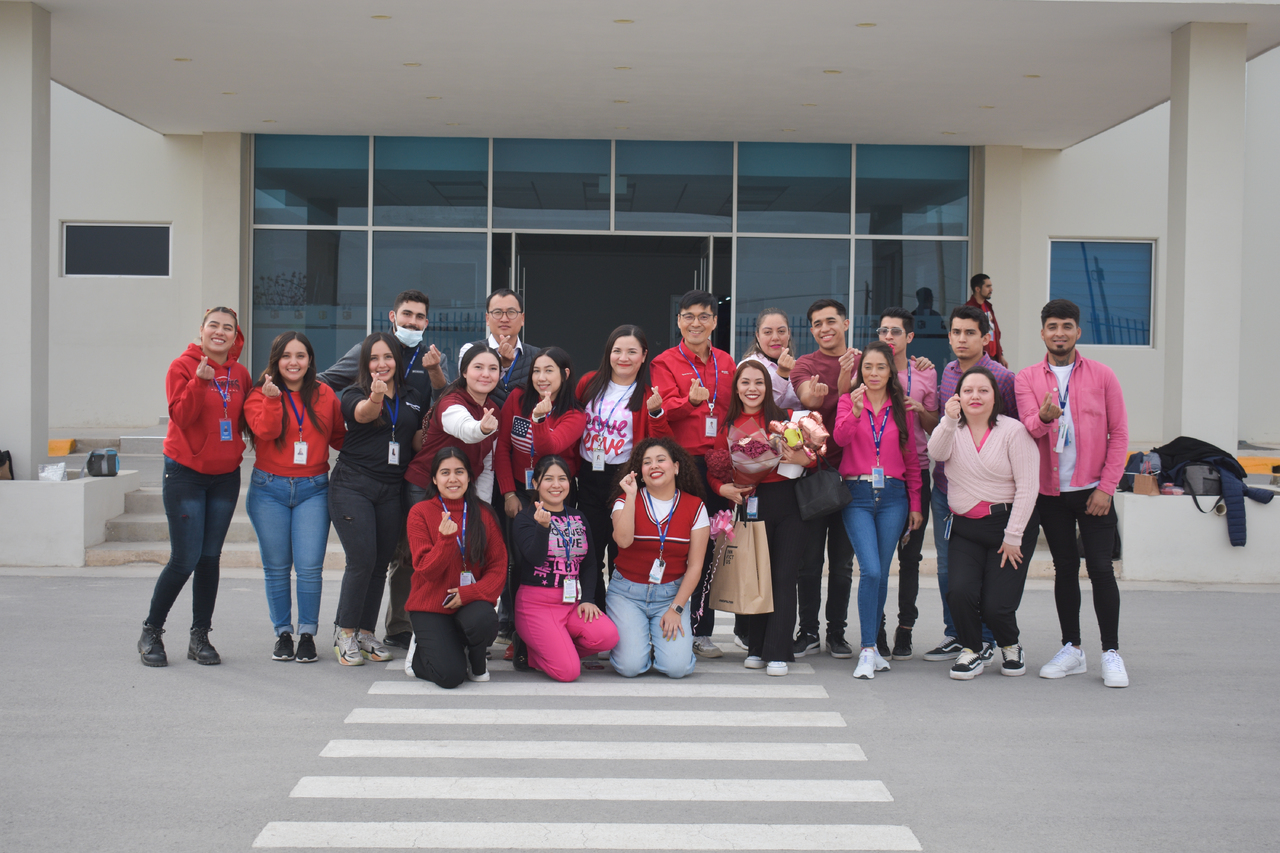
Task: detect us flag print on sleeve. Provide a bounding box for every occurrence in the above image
[510,415,533,459]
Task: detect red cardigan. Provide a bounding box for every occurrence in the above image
[406,496,507,614]
[244,384,346,477]
[406,390,497,490]
[494,388,588,494]
[574,372,673,459]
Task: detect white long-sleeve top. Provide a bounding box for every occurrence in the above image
[743,352,802,409]
[927,413,1040,546]
[441,404,495,499]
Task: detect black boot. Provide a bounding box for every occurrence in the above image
[188,627,221,665]
[876,616,890,658]
[512,633,531,672]
[138,624,167,667]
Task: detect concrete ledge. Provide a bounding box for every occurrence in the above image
[1117,492,1280,583]
[0,470,139,566]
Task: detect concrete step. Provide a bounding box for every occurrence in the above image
[104,511,343,545]
[84,541,347,569]
[73,437,122,452]
[120,436,166,454]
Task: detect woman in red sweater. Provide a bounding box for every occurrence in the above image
[244,331,346,664]
[706,361,815,676]
[405,447,507,687]
[138,307,252,668]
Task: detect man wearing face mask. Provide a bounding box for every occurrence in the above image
[319,289,448,650]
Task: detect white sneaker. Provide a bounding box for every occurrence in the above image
[358,631,393,662]
[334,630,363,666]
[744,655,766,669]
[465,663,490,682]
[404,635,417,677]
[692,637,723,658]
[874,652,891,672]
[1039,643,1087,679]
[734,635,748,650]
[853,648,876,679]
[766,661,788,677]
[1101,650,1129,688]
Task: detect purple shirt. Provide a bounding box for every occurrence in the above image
[933,354,1019,495]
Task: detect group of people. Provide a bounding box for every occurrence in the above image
[136,272,1131,689]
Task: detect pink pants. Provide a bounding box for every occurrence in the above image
[515,584,619,682]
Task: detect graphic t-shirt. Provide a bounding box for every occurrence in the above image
[580,381,636,465]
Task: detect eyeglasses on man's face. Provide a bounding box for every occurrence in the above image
[487,308,523,319]
[876,326,907,338]
[679,312,715,324]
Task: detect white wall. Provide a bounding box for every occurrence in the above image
[48,82,203,428]
[1242,48,1280,444]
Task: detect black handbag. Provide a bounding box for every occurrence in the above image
[794,457,851,521]
[80,449,119,478]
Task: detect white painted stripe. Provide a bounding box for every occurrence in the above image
[320,740,866,761]
[385,659,817,674]
[345,708,846,727]
[253,821,922,850]
[367,681,827,699]
[291,776,892,802]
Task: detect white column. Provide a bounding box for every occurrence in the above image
[974,145,1023,366]
[0,3,50,480]
[201,132,247,313]
[1165,23,1246,451]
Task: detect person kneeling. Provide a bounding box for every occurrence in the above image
[511,456,618,681]
[405,448,506,688]
[606,438,709,679]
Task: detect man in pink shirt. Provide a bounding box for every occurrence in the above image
[1014,299,1130,688]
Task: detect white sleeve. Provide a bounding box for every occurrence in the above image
[476,448,495,503]
[611,498,626,514]
[441,404,488,444]
[692,503,710,530]
[457,341,473,371]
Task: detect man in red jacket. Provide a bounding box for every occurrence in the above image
[965,274,1006,367]
[650,290,736,657]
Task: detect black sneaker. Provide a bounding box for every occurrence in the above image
[793,633,821,657]
[876,617,890,657]
[138,624,167,667]
[923,637,962,661]
[950,649,985,680]
[512,635,531,672]
[1000,643,1026,676]
[295,633,318,663]
[272,633,295,661]
[383,631,412,650]
[188,628,221,665]
[827,637,855,659]
[978,642,995,665]
[891,626,913,660]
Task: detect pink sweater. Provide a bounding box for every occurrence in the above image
[926,414,1040,546]
[832,394,922,513]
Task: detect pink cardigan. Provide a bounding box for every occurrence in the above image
[927,413,1040,546]
[832,394,922,513]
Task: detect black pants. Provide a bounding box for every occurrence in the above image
[744,480,809,663]
[895,469,932,628]
[497,484,534,632]
[796,511,855,641]
[691,456,732,638]
[410,602,498,688]
[577,464,624,610]
[329,462,404,632]
[1037,490,1121,650]
[947,508,1040,651]
[384,481,428,638]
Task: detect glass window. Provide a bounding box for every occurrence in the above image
[614,141,732,232]
[63,224,169,276]
[373,137,488,228]
[736,143,851,235]
[853,239,969,370]
[492,139,610,230]
[251,230,368,373]
[254,135,368,226]
[372,232,489,374]
[734,237,850,358]
[1049,241,1152,346]
[856,145,969,236]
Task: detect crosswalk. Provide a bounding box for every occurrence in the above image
[252,629,923,851]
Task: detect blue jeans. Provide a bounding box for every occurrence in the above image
[146,456,241,630]
[605,574,695,679]
[246,469,330,636]
[841,479,909,650]
[933,483,994,645]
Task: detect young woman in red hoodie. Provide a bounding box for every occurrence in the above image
[244,332,346,664]
[138,307,253,668]
[405,447,507,688]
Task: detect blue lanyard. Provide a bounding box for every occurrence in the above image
[403,346,419,380]
[677,342,718,414]
[438,497,467,563]
[642,488,679,559]
[867,402,891,465]
[384,394,400,432]
[905,368,913,398]
[501,346,521,388]
[1056,365,1075,412]
[548,515,573,566]
[594,383,636,431]
[283,389,305,432]
[212,371,231,414]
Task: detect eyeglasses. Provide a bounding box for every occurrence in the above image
[876,326,906,338]
[487,308,523,319]
[680,313,715,323]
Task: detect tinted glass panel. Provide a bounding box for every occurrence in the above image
[371,232,489,375]
[734,237,850,358]
[374,137,488,228]
[853,239,968,371]
[1049,241,1152,346]
[251,229,368,373]
[64,224,169,276]
[492,139,610,230]
[856,145,969,236]
[254,135,368,226]
[736,143,851,234]
[614,141,732,232]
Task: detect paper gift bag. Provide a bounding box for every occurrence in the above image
[708,519,773,615]
[1133,473,1160,496]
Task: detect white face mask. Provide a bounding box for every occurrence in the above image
[393,323,424,349]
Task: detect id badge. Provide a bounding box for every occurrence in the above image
[871,467,886,489]
[293,441,308,465]
[524,469,534,490]
[1054,424,1067,454]
[562,577,577,603]
[460,571,475,587]
[388,441,400,465]
[704,416,718,438]
[944,513,953,541]
[591,448,605,472]
[746,495,759,520]
[648,558,666,584]
[218,419,233,441]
